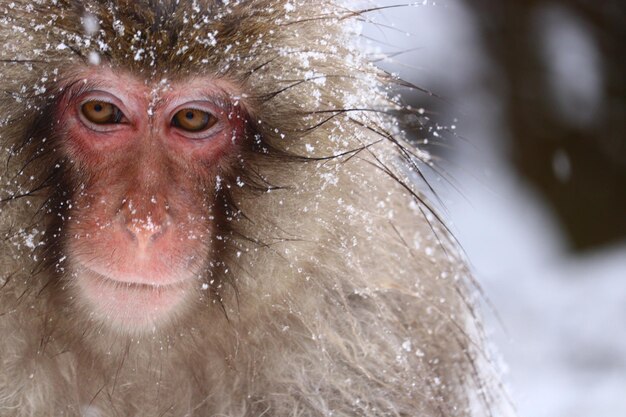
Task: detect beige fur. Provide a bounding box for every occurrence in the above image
[0,1,495,416]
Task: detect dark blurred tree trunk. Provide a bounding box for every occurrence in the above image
[467,0,626,251]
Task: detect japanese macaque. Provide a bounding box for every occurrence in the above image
[0,1,495,416]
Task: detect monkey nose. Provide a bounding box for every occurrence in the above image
[123,215,170,248]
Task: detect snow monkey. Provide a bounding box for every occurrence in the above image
[0,1,496,416]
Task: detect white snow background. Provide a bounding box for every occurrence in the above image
[361,1,626,417]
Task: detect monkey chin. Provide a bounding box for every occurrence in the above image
[74,267,195,333]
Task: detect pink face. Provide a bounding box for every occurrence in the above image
[57,68,247,331]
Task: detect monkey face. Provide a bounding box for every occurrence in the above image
[55,67,247,331]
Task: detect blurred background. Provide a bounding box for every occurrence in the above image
[362,1,626,416]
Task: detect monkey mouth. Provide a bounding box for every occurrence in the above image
[76,266,195,329]
[89,270,190,291]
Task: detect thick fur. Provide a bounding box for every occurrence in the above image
[0,1,494,416]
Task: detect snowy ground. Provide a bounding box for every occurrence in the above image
[363,1,626,416]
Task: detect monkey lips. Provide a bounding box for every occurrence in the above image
[76,265,195,328]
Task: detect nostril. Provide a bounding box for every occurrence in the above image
[123,216,169,247]
[148,225,166,242]
[117,197,172,247]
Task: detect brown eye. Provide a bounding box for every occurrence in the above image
[81,101,124,124]
[172,109,217,132]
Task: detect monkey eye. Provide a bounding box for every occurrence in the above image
[172,109,218,133]
[81,101,125,125]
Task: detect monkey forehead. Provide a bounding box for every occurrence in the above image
[63,65,245,108]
